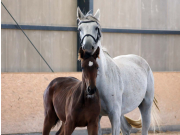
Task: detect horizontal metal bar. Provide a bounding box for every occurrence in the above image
[2,24,180,34]
[102,28,180,34]
[1,24,77,31]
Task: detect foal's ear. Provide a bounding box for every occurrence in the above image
[94,9,100,21]
[93,47,100,59]
[78,47,84,60]
[77,7,84,20]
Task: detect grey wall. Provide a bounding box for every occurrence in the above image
[1,29,77,72]
[1,0,77,72]
[1,0,77,26]
[94,0,180,71]
[1,0,180,72]
[101,34,180,71]
[94,0,180,30]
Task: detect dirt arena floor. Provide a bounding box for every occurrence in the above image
[104,132,180,135]
[131,132,180,135]
[120,132,180,135]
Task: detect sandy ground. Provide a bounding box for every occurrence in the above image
[104,132,180,135]
[103,133,180,135]
[131,132,180,135]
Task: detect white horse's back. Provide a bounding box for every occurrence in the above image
[114,54,150,75]
[113,54,154,115]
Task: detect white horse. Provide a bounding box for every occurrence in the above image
[77,8,159,135]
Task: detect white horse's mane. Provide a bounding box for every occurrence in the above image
[77,11,99,23]
[102,47,112,58]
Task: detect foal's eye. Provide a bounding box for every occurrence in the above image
[78,28,81,32]
[81,67,84,70]
[95,27,98,30]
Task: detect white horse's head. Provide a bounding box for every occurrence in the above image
[77,7,101,54]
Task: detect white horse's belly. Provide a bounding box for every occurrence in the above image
[121,71,147,114]
[114,54,149,114]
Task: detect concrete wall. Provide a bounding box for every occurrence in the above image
[101,34,180,71]
[1,0,77,26]
[1,29,77,72]
[1,0,77,72]
[1,72,180,134]
[94,0,180,30]
[1,0,180,72]
[94,0,180,71]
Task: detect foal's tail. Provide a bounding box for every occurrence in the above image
[124,97,160,129]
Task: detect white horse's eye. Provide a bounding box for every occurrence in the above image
[78,28,81,32]
[95,27,98,30]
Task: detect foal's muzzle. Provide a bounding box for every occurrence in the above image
[86,86,97,98]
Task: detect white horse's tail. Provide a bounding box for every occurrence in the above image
[151,97,161,131]
[124,116,142,128]
[124,97,160,129]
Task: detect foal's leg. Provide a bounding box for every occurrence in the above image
[108,109,121,135]
[87,122,98,135]
[43,108,58,135]
[64,117,75,135]
[98,115,102,135]
[56,122,64,135]
[64,124,75,135]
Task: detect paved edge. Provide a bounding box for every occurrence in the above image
[2,125,180,135]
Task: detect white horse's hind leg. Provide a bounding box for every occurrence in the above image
[139,70,154,135]
[120,116,132,135]
[139,98,153,135]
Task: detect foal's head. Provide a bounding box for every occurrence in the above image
[78,47,100,98]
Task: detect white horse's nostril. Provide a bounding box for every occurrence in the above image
[82,46,85,50]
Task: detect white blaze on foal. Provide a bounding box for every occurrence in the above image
[87,94,95,98]
[88,61,93,67]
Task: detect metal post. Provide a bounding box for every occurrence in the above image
[77,0,93,71]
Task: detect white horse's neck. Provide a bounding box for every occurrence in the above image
[97,41,120,79]
[96,42,107,73]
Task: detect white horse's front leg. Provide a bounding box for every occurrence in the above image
[98,115,102,135]
[109,110,121,135]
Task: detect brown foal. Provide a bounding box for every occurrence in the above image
[43,47,100,135]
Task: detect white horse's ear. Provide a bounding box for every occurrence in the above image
[77,7,84,20]
[94,9,100,21]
